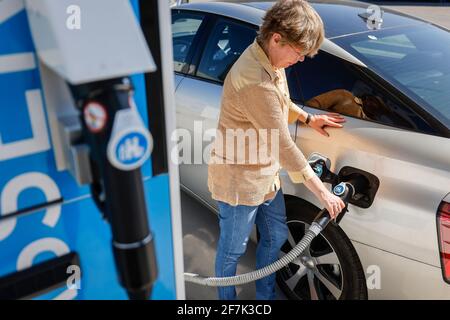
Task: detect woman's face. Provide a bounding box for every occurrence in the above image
[267,33,305,69]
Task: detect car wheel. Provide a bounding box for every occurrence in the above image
[276,196,367,300]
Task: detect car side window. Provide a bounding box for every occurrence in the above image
[171,12,205,73]
[196,19,257,82]
[286,51,431,132]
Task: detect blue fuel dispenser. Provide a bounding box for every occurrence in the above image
[0,0,184,300]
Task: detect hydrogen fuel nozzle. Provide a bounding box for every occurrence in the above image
[307,153,371,229]
[70,78,158,300]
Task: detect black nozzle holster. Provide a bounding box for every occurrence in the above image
[70,78,158,300]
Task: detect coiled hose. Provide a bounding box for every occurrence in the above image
[184,221,323,287]
[185,181,354,287]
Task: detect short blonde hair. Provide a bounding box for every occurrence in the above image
[257,0,325,57]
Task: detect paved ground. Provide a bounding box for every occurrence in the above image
[384,5,450,29]
[181,190,287,300]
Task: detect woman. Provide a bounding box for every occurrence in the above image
[208,0,346,300]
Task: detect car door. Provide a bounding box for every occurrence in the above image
[284,49,450,273]
[175,16,257,205]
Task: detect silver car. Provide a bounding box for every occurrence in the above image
[172,1,450,299]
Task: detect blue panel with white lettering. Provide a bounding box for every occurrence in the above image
[0,0,176,299]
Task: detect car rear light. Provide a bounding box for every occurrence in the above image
[437,201,450,284]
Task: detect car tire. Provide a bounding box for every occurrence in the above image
[275,196,368,300]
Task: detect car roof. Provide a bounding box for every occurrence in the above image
[174,1,367,66]
[176,2,264,26]
[176,1,426,39]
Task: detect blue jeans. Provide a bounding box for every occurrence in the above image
[215,189,288,300]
